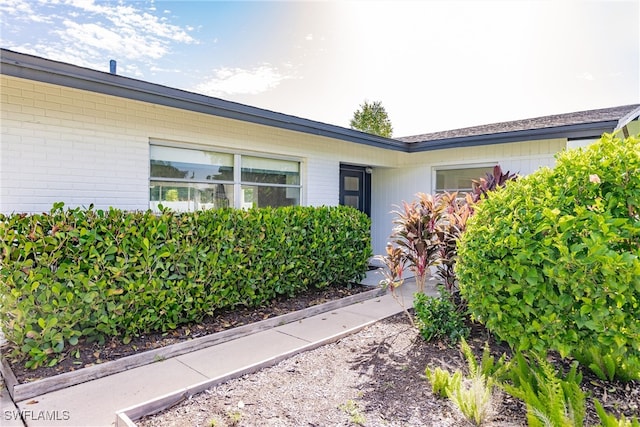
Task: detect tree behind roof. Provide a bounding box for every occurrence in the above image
[350,100,393,138]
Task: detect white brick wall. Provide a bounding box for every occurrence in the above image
[304,157,339,207]
[1,75,574,256]
[0,76,395,215]
[369,140,566,254]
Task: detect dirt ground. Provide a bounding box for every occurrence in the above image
[7,284,372,384]
[5,283,638,426]
[137,312,639,427]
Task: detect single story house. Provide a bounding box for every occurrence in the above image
[1,48,639,256]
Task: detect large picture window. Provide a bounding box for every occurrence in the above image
[150,145,301,211]
[434,166,495,194]
[240,156,300,208]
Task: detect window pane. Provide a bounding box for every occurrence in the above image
[436,167,494,193]
[241,156,300,185]
[344,195,360,209]
[150,146,233,181]
[150,182,233,212]
[344,176,359,192]
[241,185,300,209]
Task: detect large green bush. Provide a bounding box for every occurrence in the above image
[0,204,372,368]
[457,133,640,379]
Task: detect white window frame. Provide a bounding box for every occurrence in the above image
[432,163,497,195]
[149,141,303,211]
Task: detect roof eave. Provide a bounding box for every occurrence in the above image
[407,121,619,153]
[0,49,406,152]
[614,105,640,131]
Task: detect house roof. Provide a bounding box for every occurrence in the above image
[0,48,405,151]
[399,104,640,152]
[1,48,638,153]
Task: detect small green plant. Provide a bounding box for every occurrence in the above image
[339,399,366,425]
[594,399,640,427]
[501,352,585,427]
[424,339,506,426]
[226,410,242,426]
[574,345,640,382]
[460,338,510,382]
[448,372,494,426]
[414,288,469,344]
[425,366,460,398]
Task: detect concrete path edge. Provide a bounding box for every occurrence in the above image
[114,318,381,427]
[1,286,385,402]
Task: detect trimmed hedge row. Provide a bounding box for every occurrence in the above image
[0,204,372,368]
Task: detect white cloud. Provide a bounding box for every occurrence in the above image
[578,72,596,81]
[60,0,195,45]
[2,0,196,76]
[57,19,168,60]
[195,65,292,97]
[0,0,52,23]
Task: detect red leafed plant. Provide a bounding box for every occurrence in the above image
[383,165,517,304]
[391,193,446,293]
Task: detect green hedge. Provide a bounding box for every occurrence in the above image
[456,133,640,380]
[0,203,372,368]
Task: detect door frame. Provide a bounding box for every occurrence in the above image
[339,164,371,216]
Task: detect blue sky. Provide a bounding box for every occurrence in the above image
[1,0,638,137]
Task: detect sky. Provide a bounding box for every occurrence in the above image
[1,0,638,137]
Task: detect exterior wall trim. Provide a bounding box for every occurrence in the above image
[1,49,629,154]
[0,49,406,152]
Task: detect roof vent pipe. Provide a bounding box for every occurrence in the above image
[109,60,116,75]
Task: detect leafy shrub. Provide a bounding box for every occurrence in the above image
[434,166,516,294]
[469,165,519,205]
[0,203,372,368]
[434,192,472,294]
[457,133,640,380]
[382,166,515,299]
[391,193,446,292]
[414,288,469,344]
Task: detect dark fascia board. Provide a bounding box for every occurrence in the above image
[407,121,618,152]
[0,48,628,154]
[0,48,406,151]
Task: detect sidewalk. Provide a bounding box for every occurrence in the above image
[2,271,435,427]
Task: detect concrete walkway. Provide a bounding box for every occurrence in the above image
[1,271,436,427]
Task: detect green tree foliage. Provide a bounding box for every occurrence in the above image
[349,100,393,137]
[457,132,640,381]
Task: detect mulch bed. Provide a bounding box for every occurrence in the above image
[4,283,639,424]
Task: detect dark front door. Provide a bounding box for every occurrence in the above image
[339,164,371,216]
